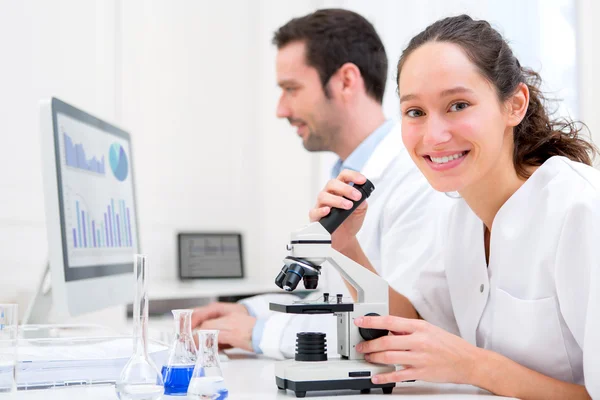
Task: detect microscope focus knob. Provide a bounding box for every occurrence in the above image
[358,313,389,341]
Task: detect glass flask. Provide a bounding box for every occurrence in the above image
[116,254,164,400]
[161,309,197,395]
[187,330,229,400]
[0,304,18,394]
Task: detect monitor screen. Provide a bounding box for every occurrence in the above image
[178,233,244,279]
[51,99,138,282]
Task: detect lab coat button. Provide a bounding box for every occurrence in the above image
[480,284,484,293]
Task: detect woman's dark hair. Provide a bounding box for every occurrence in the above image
[273,8,387,104]
[397,14,597,177]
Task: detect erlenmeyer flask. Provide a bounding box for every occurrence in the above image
[115,254,164,400]
[161,309,197,395]
[187,330,229,400]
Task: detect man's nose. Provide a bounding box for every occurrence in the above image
[276,95,291,119]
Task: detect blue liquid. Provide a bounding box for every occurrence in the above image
[161,365,198,395]
[215,388,229,400]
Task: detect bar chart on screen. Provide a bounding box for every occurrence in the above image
[63,188,136,267]
[68,193,133,250]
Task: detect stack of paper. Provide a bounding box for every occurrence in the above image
[17,337,168,390]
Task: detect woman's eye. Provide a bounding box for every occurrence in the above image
[406,109,424,118]
[449,102,469,112]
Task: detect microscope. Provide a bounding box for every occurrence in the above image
[270,180,396,398]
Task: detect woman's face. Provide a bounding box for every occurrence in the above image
[399,42,516,193]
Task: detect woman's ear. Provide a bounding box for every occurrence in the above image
[506,82,529,127]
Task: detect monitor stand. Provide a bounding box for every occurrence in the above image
[22,262,54,326]
[21,263,126,339]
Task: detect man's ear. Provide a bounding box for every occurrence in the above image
[506,82,529,127]
[329,62,362,101]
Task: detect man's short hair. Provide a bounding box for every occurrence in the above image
[273,8,388,103]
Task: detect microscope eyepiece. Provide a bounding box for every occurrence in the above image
[282,263,304,291]
[319,179,374,234]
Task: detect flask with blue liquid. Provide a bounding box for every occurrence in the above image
[187,330,228,400]
[162,309,197,395]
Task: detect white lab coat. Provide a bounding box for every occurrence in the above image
[241,123,452,359]
[410,156,600,397]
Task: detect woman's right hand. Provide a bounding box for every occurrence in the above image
[309,169,369,252]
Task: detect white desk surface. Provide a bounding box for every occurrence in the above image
[13,353,515,399]
[148,277,280,300]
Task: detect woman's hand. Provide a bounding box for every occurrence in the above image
[354,315,482,385]
[308,169,369,252]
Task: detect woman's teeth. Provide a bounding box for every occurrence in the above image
[429,152,466,164]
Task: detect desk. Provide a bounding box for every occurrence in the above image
[148,278,280,300]
[13,354,515,399]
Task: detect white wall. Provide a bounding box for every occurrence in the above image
[0,0,119,306]
[578,0,600,153]
[119,0,322,286]
[0,0,595,321]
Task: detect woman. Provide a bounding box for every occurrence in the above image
[310,15,599,399]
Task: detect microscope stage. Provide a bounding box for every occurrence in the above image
[269,302,353,314]
[275,358,395,397]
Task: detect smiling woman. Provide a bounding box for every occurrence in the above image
[398,16,595,197]
[310,13,600,400]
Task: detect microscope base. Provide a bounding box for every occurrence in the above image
[275,358,395,397]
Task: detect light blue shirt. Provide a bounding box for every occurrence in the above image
[248,119,395,354]
[330,119,395,178]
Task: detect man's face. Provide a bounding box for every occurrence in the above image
[276,41,341,152]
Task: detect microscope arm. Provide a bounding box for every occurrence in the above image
[281,178,388,308]
[327,247,388,306]
[288,221,389,307]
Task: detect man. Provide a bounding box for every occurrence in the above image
[191,8,451,359]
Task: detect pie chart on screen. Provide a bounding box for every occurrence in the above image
[109,143,129,182]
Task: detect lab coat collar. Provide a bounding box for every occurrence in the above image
[361,123,405,181]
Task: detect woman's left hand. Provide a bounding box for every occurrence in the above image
[354,315,482,385]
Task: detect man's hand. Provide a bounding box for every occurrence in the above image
[191,302,249,330]
[199,314,256,352]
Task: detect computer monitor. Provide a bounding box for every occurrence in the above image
[33,97,139,321]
